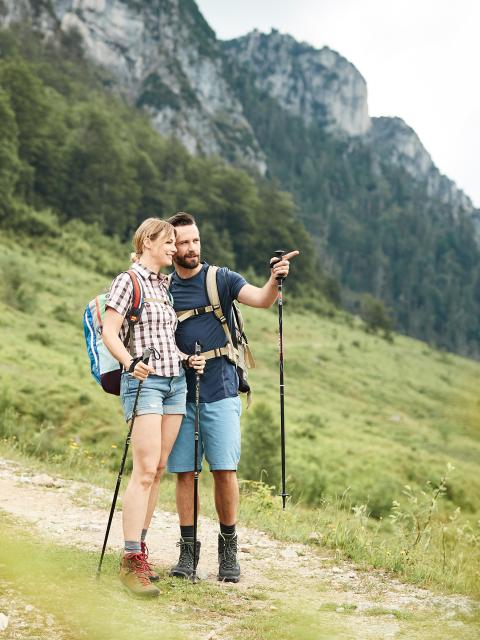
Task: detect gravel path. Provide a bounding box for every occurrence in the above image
[0,458,478,639]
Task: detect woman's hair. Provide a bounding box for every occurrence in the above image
[130,218,174,262]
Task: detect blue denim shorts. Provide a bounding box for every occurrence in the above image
[167,396,242,472]
[120,370,187,423]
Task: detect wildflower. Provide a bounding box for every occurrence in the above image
[111,444,117,449]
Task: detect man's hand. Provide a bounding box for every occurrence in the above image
[270,250,300,279]
[189,354,206,375]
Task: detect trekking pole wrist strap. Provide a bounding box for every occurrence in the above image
[128,357,141,373]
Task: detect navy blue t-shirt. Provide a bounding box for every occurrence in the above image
[170,263,247,403]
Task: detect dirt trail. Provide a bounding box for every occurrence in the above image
[0,458,478,639]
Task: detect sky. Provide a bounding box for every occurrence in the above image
[196,0,479,207]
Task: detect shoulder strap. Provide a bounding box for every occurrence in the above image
[126,270,144,324]
[206,266,238,360]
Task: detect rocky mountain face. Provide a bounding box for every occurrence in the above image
[369,117,475,219]
[223,30,477,222]
[0,0,266,172]
[1,0,475,219]
[223,29,370,137]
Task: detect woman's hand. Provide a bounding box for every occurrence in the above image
[189,355,206,375]
[131,360,155,381]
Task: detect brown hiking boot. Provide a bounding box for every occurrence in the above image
[119,552,160,597]
[141,541,160,582]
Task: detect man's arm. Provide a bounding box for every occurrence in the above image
[237,250,299,308]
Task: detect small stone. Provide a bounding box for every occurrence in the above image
[308,532,320,541]
[348,572,356,578]
[46,615,55,627]
[240,546,252,553]
[25,605,34,612]
[331,566,342,573]
[77,524,101,532]
[0,613,9,631]
[281,548,298,559]
[30,474,65,488]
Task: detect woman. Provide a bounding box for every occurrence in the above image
[103,217,204,597]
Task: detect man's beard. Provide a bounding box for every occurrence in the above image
[174,254,200,270]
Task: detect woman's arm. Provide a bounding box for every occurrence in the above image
[103,307,154,380]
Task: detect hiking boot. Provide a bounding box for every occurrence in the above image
[169,537,201,579]
[141,541,160,582]
[218,533,240,583]
[119,552,160,597]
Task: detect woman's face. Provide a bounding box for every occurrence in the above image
[147,232,177,268]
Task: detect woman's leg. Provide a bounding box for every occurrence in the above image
[122,414,163,542]
[143,413,183,530]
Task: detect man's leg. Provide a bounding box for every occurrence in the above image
[203,397,242,583]
[176,471,200,525]
[212,470,239,525]
[167,403,203,578]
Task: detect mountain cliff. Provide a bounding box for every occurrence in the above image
[1,0,266,171]
[1,0,480,355]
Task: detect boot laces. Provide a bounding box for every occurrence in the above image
[221,536,238,569]
[126,552,152,585]
[140,541,154,573]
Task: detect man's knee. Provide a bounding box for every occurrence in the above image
[213,470,237,486]
[177,471,195,487]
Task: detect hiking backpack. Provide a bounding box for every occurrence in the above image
[83,270,144,396]
[173,266,256,405]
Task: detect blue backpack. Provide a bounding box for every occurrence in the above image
[83,270,144,395]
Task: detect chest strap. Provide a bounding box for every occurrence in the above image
[176,304,219,322]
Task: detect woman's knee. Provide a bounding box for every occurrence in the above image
[155,463,167,481]
[133,467,158,490]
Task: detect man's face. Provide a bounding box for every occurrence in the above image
[173,224,201,269]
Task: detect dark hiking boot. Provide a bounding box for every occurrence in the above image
[218,533,240,583]
[141,541,160,582]
[119,553,160,597]
[169,537,201,579]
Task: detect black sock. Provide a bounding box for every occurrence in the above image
[220,523,236,536]
[180,525,194,539]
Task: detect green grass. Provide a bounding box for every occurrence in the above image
[0,225,479,598]
[0,515,349,640]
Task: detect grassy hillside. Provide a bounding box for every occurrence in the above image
[1,223,479,595]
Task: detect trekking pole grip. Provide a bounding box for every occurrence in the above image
[273,249,285,282]
[142,347,153,365]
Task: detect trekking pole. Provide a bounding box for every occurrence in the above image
[273,249,289,510]
[96,346,153,578]
[192,341,202,583]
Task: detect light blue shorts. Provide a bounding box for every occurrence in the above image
[120,371,187,423]
[167,396,242,472]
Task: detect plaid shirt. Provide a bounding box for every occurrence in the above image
[107,262,182,377]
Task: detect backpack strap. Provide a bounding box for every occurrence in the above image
[123,269,145,357]
[176,304,217,322]
[205,266,239,363]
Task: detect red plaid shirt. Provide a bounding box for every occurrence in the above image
[107,262,182,377]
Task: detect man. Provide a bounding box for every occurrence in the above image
[166,212,298,582]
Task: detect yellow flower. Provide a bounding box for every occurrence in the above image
[111,444,117,449]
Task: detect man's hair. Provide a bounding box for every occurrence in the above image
[167,211,196,227]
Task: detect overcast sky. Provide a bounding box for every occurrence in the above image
[196,0,479,207]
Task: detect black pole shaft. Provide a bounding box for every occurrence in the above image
[278,279,288,509]
[274,250,289,510]
[97,347,152,577]
[192,341,201,582]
